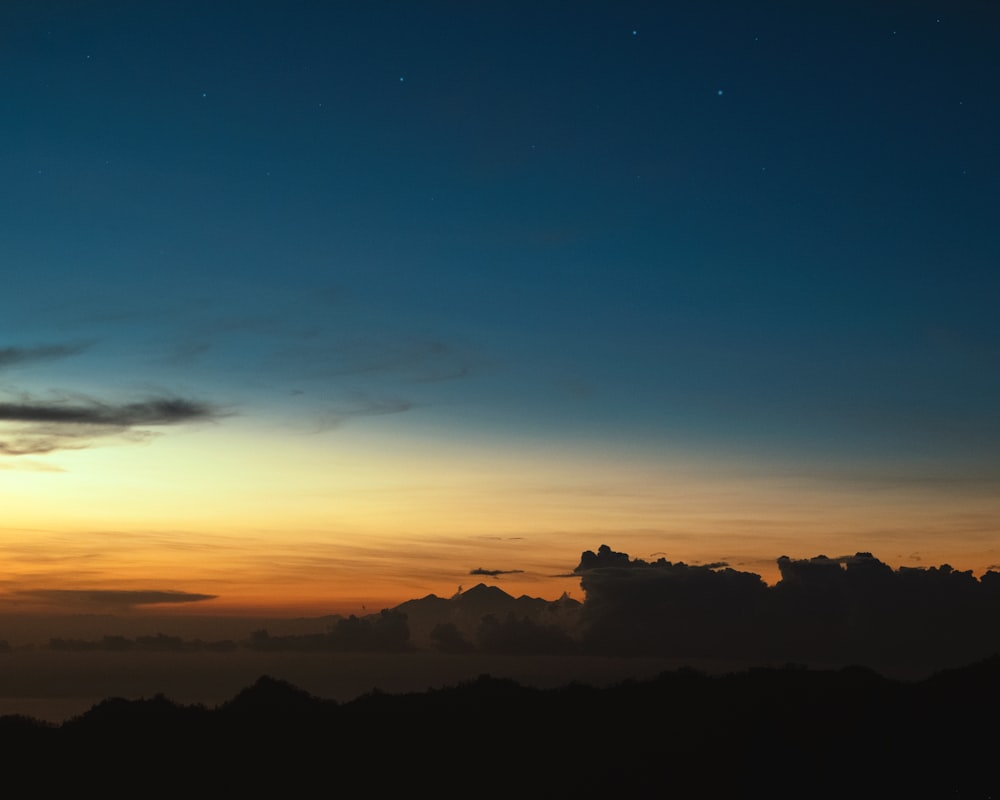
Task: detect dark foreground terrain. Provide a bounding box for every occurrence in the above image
[2,655,997,798]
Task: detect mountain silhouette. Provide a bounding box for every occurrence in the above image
[454,582,524,608]
[391,582,581,647]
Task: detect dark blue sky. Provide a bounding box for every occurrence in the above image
[2,2,999,606]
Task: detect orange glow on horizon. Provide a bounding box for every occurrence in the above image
[3,420,998,617]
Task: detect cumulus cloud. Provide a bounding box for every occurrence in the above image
[572,544,1000,667]
[18,589,217,611]
[0,393,226,455]
[572,545,770,657]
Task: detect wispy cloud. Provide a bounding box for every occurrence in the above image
[0,342,91,369]
[0,393,226,455]
[316,393,415,430]
[276,336,480,384]
[0,339,226,455]
[16,589,217,611]
[0,458,66,472]
[0,396,215,426]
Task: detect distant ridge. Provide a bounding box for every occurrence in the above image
[3,656,998,796]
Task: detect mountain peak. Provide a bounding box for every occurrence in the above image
[459,583,513,601]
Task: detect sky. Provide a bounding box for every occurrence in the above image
[1,0,998,617]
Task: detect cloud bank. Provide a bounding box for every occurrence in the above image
[573,545,1000,668]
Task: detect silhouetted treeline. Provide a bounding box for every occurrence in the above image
[47,633,238,652]
[246,609,413,652]
[3,658,998,797]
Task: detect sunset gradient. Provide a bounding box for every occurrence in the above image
[2,2,998,619]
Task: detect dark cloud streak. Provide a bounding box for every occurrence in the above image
[18,589,217,611]
[0,397,217,426]
[470,568,525,578]
[0,343,91,368]
[0,394,227,455]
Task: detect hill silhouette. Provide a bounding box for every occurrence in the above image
[2,657,997,797]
